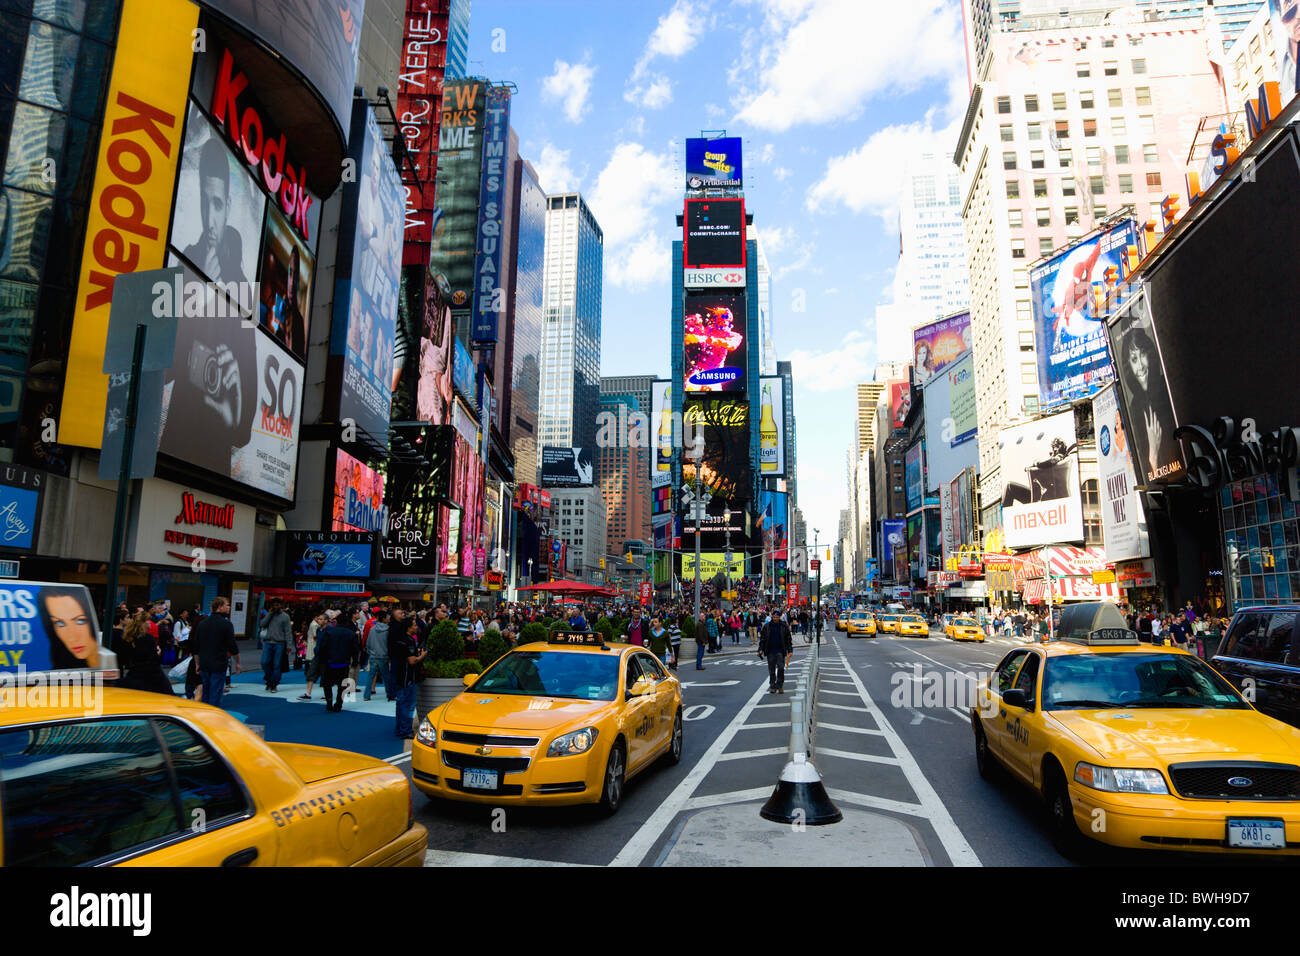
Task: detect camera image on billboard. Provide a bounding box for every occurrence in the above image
[684,294,746,392]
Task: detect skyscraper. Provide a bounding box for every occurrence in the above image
[445,0,472,79]
[600,374,657,547]
[539,193,604,455]
[597,392,651,556]
[506,157,546,487]
[894,152,972,318]
[755,236,776,375]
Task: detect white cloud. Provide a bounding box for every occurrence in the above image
[772,166,791,181]
[783,329,876,393]
[625,1,702,106]
[732,0,964,132]
[823,287,839,294]
[586,142,679,248]
[759,143,776,164]
[626,75,673,109]
[756,224,793,255]
[804,120,958,225]
[774,245,813,281]
[532,143,577,193]
[606,231,671,290]
[542,59,596,123]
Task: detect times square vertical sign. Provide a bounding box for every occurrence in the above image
[396,1,450,266]
[472,86,511,344]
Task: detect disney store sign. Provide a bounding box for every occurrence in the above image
[1174,417,1300,501]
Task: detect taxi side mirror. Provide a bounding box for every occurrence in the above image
[627,677,654,698]
[462,673,478,688]
[1002,688,1034,711]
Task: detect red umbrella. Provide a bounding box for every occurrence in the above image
[517,581,618,598]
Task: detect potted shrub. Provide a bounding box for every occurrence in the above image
[593,618,614,644]
[417,620,467,714]
[477,629,509,670]
[519,621,548,646]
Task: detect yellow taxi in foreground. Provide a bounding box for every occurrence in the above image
[949,617,985,642]
[836,611,849,631]
[897,614,929,637]
[412,632,683,813]
[0,688,427,866]
[972,602,1300,857]
[845,611,877,637]
[878,614,900,634]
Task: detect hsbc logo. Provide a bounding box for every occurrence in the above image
[684,268,745,288]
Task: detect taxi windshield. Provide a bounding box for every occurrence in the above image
[473,651,621,701]
[901,616,925,623]
[1041,653,1249,711]
[850,613,869,620]
[955,618,977,626]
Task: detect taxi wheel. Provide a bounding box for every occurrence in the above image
[1044,764,1089,859]
[973,718,998,781]
[598,741,627,815]
[664,709,683,765]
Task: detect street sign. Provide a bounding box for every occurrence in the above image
[810,559,820,572]
[486,570,504,591]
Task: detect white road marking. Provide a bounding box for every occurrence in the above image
[682,788,773,809]
[821,689,863,697]
[824,789,927,818]
[819,702,871,713]
[682,704,715,721]
[817,722,884,736]
[610,676,773,867]
[814,747,900,765]
[679,680,741,688]
[425,850,596,867]
[715,748,788,762]
[753,702,787,709]
[947,707,971,721]
[910,711,949,725]
[385,752,411,764]
[736,722,788,730]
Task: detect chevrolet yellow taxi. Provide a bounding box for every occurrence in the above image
[835,611,849,632]
[972,601,1300,856]
[0,581,426,867]
[411,631,683,814]
[941,613,955,636]
[844,611,876,637]
[878,614,900,634]
[897,614,929,637]
[948,617,985,642]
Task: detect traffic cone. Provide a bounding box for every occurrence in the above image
[759,752,842,826]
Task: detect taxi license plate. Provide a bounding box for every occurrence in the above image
[462,768,499,791]
[1227,819,1285,849]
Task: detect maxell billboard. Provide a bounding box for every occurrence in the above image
[472,85,511,343]
[999,411,1084,549]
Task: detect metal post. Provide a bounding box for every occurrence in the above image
[104,323,147,631]
[693,462,702,641]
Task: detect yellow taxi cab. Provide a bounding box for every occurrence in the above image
[844,611,876,637]
[835,611,849,632]
[878,614,900,634]
[941,613,955,636]
[949,617,985,642]
[0,580,426,867]
[897,614,929,637]
[412,631,683,814]
[972,602,1300,857]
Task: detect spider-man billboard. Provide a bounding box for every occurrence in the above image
[1030,219,1138,409]
[684,293,746,392]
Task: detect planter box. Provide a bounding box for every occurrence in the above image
[417,677,465,717]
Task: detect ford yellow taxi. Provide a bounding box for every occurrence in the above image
[948,617,985,642]
[835,611,849,632]
[411,630,683,814]
[844,610,876,637]
[878,614,900,634]
[972,601,1300,857]
[897,614,929,638]
[0,581,426,866]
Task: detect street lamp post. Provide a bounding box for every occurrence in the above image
[686,439,705,640]
[723,507,733,605]
[813,528,822,643]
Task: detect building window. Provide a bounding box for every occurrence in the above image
[1104,60,1118,76]
[1039,237,1054,256]
[1103,38,1115,48]
[997,95,1011,113]
[1058,147,1073,168]
[1114,144,1129,164]
[1076,62,1091,77]
[1062,179,1075,196]
[1118,173,1133,193]
[1006,179,1020,199]
[1034,178,1048,197]
[1052,91,1067,110]
[1140,115,1155,136]
[1111,115,1126,135]
[1016,299,1031,321]
[1132,58,1146,74]
[1064,205,1078,224]
[1000,123,1014,141]
[1036,206,1050,226]
[1090,175,1105,194]
[1003,151,1017,170]
[1030,150,1045,169]
[1143,143,1158,163]
[1080,90,1094,109]
[1019,330,1035,349]
[1146,171,1162,189]
[1083,118,1097,137]
[1149,200,1163,222]
[1135,86,1151,106]
[1108,88,1123,107]
[1021,363,1037,384]
[1008,208,1023,228]
[1095,205,1107,218]
[1054,119,1070,140]
[1011,239,1025,258]
[1024,93,1039,111]
[1086,145,1102,166]
[1082,479,1103,545]
[1027,122,1042,141]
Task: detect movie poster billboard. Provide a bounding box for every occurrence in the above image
[888,380,912,428]
[1093,383,1150,562]
[683,198,746,269]
[1031,219,1138,408]
[922,354,978,492]
[925,507,942,572]
[651,380,673,489]
[1104,288,1183,486]
[999,410,1084,548]
[682,397,751,502]
[881,518,906,579]
[1269,0,1300,100]
[905,442,924,512]
[956,467,975,547]
[453,337,478,411]
[430,79,488,310]
[758,375,786,477]
[330,100,403,442]
[256,204,316,362]
[907,514,923,580]
[394,0,450,264]
[941,479,957,565]
[912,311,971,385]
[540,447,594,487]
[332,448,386,533]
[758,488,788,561]
[684,294,746,392]
[685,136,743,189]
[472,85,511,343]
[157,260,302,500]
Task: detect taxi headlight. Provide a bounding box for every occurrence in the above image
[1074,762,1168,794]
[547,727,599,757]
[415,718,437,747]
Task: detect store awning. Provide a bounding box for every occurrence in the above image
[1043,546,1110,577]
[1023,579,1048,604]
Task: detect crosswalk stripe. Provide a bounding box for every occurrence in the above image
[716,748,788,762]
[817,722,884,736]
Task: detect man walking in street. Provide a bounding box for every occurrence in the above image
[364,608,391,702]
[261,599,292,692]
[625,607,646,647]
[195,597,240,709]
[759,610,793,694]
[317,608,360,712]
[391,616,427,739]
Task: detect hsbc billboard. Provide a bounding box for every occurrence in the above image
[684,268,746,289]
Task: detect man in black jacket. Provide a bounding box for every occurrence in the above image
[317,609,361,712]
[758,610,794,694]
[194,597,240,709]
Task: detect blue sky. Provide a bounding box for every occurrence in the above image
[467,0,968,549]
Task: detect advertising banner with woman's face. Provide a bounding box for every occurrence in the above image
[1105,288,1183,486]
[0,582,109,675]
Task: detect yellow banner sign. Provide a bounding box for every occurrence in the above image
[681,553,744,581]
[59,0,198,448]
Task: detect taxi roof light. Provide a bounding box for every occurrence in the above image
[1053,602,1140,646]
[547,629,609,649]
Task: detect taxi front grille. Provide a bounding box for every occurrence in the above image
[442,731,540,747]
[1169,763,1300,800]
[442,751,531,774]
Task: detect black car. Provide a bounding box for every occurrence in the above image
[1210,605,1300,728]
